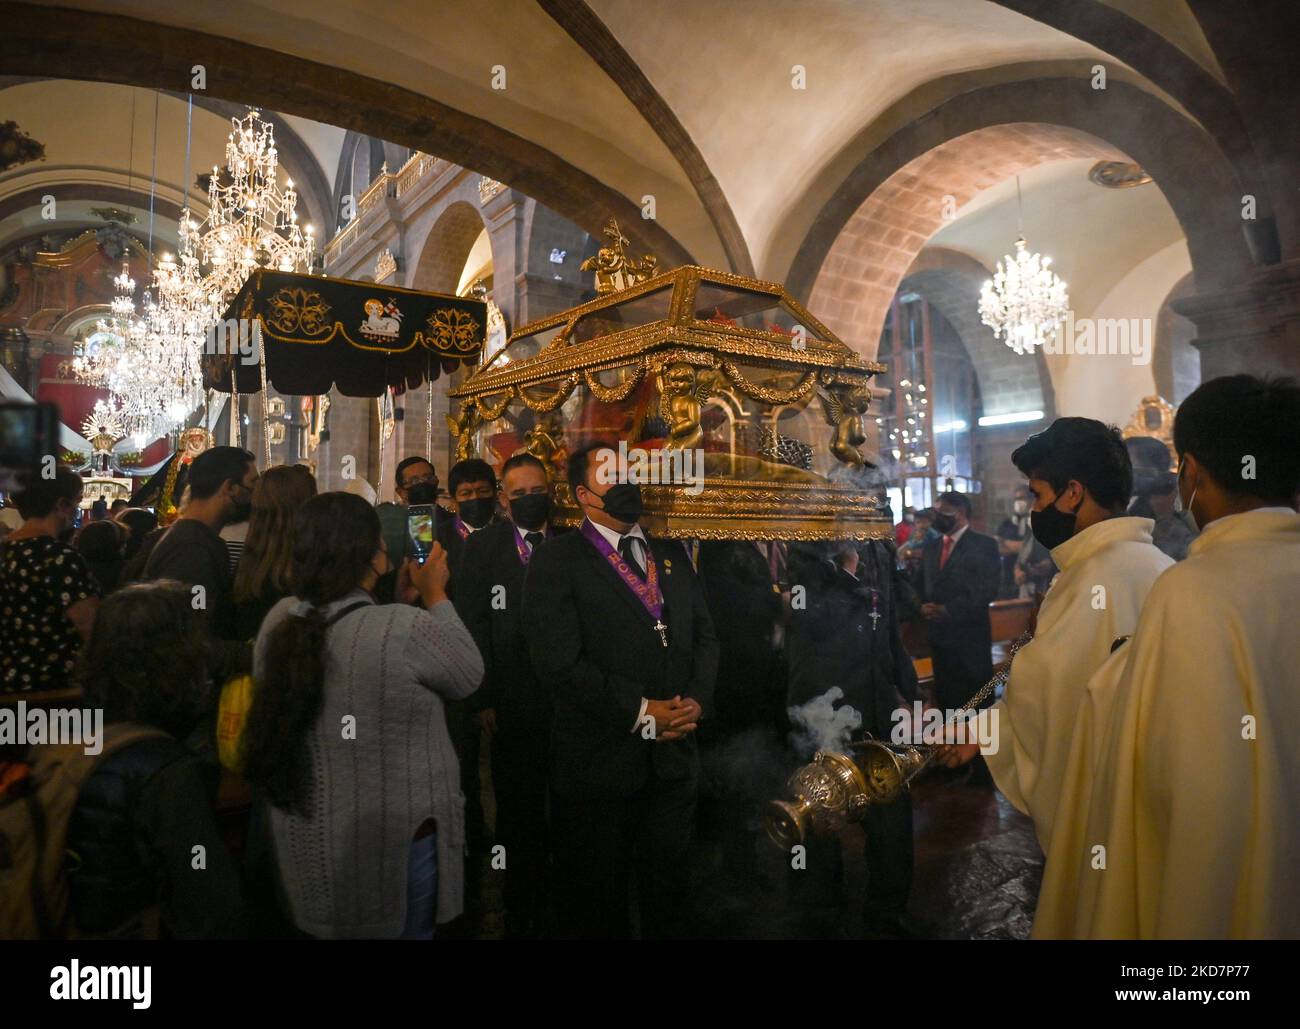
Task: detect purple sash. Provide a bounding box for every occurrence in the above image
[579,520,663,621]
[452,517,470,541]
[512,523,549,566]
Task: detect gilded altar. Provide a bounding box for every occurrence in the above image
[449,262,892,541]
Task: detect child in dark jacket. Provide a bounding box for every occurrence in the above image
[68,582,250,938]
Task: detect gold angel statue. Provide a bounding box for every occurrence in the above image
[656,362,717,451]
[580,218,658,294]
[818,384,872,466]
[521,415,566,477]
[446,404,482,463]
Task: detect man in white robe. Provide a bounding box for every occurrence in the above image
[1033,373,1300,938]
[936,418,1172,852]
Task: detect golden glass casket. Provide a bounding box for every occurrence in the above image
[449,264,892,540]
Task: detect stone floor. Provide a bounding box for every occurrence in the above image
[460,756,1044,940]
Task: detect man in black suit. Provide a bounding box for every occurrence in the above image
[438,458,499,591]
[438,457,500,884]
[696,539,788,882]
[454,453,560,937]
[522,442,718,938]
[918,490,1000,713]
[786,537,920,934]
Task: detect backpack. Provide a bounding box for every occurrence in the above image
[217,599,371,774]
[0,723,167,939]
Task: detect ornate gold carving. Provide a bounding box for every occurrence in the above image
[478,176,504,204]
[426,307,482,352]
[721,360,816,405]
[818,383,872,466]
[266,288,331,336]
[583,360,646,403]
[375,248,398,283]
[473,389,515,420]
[446,403,483,462]
[579,218,658,294]
[517,375,577,413]
[656,361,717,451]
[451,264,891,541]
[1120,394,1177,463]
[521,415,566,479]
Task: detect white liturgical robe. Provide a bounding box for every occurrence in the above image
[981,517,1173,851]
[1033,507,1300,939]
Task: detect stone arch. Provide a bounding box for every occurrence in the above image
[409,199,488,295]
[2,12,696,270]
[788,77,1256,355]
[807,122,1121,361]
[898,248,1056,421]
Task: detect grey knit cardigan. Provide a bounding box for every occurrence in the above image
[254,590,484,938]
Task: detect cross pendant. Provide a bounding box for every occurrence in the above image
[869,610,881,631]
[654,620,668,647]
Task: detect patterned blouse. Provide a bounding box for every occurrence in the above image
[1,536,100,693]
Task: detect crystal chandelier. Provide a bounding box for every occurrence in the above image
[977,177,1069,355]
[72,262,146,388]
[978,237,1069,355]
[199,108,314,303]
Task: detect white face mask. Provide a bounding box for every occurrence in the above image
[1175,461,1199,532]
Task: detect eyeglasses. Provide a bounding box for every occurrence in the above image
[402,474,436,488]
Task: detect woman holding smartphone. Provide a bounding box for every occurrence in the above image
[242,491,483,938]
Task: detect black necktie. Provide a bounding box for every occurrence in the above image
[619,536,646,581]
[524,531,545,549]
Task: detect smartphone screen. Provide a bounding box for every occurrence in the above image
[407,504,436,564]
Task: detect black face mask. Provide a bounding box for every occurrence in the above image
[406,482,438,505]
[457,497,496,528]
[1030,492,1082,551]
[590,482,643,524]
[509,493,551,530]
[931,512,957,535]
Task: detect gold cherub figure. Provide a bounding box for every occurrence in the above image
[819,384,872,466]
[580,218,659,294]
[656,361,717,451]
[521,415,566,477]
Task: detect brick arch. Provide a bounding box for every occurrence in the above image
[409,199,487,295]
[898,248,1056,421]
[808,123,1119,361]
[787,77,1256,355]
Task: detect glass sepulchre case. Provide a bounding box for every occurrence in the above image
[449,265,891,540]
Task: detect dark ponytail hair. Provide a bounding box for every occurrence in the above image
[241,492,382,811]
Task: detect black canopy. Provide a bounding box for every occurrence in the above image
[202,269,486,397]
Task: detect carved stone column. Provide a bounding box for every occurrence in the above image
[1173,259,1300,383]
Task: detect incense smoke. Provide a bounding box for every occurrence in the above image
[787,687,862,758]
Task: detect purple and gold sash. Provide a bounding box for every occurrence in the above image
[452,516,470,541]
[580,520,663,621]
[512,523,549,566]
